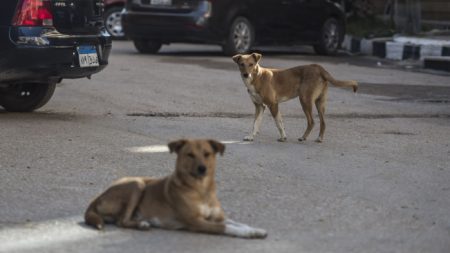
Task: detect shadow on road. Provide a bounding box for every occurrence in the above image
[0,110,81,121]
[359,83,450,103]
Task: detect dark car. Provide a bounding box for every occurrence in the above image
[0,0,112,112]
[104,0,126,38]
[122,0,346,55]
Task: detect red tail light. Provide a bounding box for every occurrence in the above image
[12,0,54,27]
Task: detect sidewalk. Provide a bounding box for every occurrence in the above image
[342,33,450,72]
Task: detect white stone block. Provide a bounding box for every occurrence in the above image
[420,44,443,59]
[386,42,404,60]
[360,39,373,55]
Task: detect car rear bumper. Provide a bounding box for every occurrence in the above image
[0,46,111,83]
[0,27,112,84]
[122,11,220,44]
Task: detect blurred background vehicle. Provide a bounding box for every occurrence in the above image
[104,0,126,39]
[0,0,112,112]
[122,0,346,55]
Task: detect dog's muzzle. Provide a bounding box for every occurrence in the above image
[242,73,249,78]
[197,165,207,176]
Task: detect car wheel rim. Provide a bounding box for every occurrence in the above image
[233,21,251,52]
[324,22,339,51]
[106,12,124,37]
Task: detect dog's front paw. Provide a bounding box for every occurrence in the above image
[298,137,306,142]
[247,227,268,239]
[138,221,151,231]
[243,135,254,141]
[225,223,268,239]
[277,137,287,142]
[315,138,323,143]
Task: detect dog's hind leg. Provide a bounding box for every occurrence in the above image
[85,201,105,230]
[298,97,314,142]
[315,92,327,143]
[268,104,287,142]
[117,182,148,230]
[244,103,265,141]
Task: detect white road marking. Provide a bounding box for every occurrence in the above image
[126,141,251,154]
[219,140,252,145]
[0,216,121,252]
[126,145,169,153]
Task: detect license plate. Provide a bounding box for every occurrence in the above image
[77,45,99,68]
[150,0,171,5]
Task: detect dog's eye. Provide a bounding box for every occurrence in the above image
[249,64,254,67]
[187,153,195,158]
[204,152,211,158]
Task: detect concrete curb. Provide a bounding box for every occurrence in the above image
[423,57,450,72]
[342,35,450,72]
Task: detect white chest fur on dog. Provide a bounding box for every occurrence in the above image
[198,203,221,218]
[139,216,185,230]
[242,76,263,104]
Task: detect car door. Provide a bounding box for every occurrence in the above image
[249,0,294,43]
[285,0,328,42]
[0,0,19,61]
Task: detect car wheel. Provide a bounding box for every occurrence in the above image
[133,39,162,54]
[313,18,342,56]
[223,17,254,56]
[0,82,56,112]
[104,6,125,39]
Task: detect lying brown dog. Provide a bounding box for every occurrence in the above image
[233,53,358,143]
[84,139,267,239]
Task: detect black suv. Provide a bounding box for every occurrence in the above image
[122,0,345,55]
[0,0,112,112]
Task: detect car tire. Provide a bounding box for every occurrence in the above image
[133,39,162,54]
[313,18,342,56]
[0,82,56,112]
[223,17,254,56]
[104,6,126,39]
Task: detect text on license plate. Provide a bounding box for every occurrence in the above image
[77,45,99,68]
[151,0,171,5]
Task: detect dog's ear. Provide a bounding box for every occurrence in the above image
[251,53,262,62]
[208,140,225,156]
[168,139,187,154]
[232,54,242,63]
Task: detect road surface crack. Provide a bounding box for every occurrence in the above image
[127,112,450,119]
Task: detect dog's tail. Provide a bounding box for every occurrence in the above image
[84,201,104,230]
[315,64,358,92]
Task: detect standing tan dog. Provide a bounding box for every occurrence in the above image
[84,139,267,239]
[232,53,358,143]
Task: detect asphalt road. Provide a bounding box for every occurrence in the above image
[1,42,450,253]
